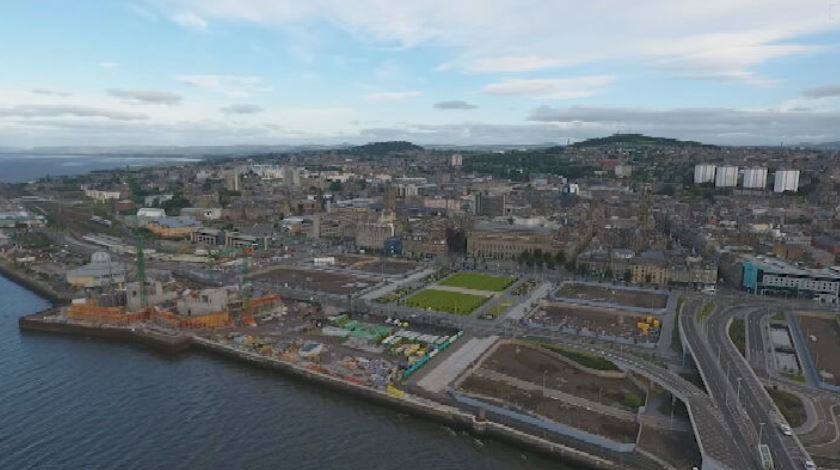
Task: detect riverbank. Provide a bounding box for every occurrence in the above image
[18,310,616,469]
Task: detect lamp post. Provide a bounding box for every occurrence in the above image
[736,377,743,408]
[542,370,548,397]
[758,421,765,445]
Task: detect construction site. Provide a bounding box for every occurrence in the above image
[556,282,669,310]
[526,303,663,346]
[447,340,702,469]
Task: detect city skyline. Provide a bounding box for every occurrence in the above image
[3,0,840,147]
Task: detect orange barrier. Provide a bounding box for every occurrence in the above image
[179,311,231,329]
[67,304,150,325]
[148,309,232,329]
[249,294,282,309]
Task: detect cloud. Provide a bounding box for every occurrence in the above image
[172,11,208,31]
[176,75,271,97]
[365,90,422,102]
[483,76,615,99]
[153,0,839,83]
[220,103,264,114]
[527,105,840,144]
[462,56,569,73]
[100,62,120,69]
[31,89,72,97]
[108,88,182,105]
[0,104,147,121]
[434,100,478,110]
[802,85,840,99]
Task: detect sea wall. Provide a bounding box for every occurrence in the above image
[19,313,191,353]
[191,337,619,469]
[18,312,618,469]
[0,259,68,305]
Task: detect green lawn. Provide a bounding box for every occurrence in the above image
[729,318,746,356]
[698,302,715,322]
[766,387,806,427]
[403,289,489,315]
[487,300,513,318]
[438,272,514,292]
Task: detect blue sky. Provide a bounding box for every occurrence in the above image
[2,0,840,147]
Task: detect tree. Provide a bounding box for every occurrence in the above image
[525,252,535,268]
[329,180,344,192]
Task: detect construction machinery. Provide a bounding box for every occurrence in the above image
[135,229,148,308]
[207,245,256,326]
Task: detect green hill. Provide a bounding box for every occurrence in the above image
[573,133,715,148]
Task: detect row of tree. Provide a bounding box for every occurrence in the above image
[516,249,566,269]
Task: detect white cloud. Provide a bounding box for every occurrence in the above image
[108,88,182,105]
[31,89,72,97]
[483,76,615,99]
[364,90,422,102]
[171,11,208,31]
[802,85,840,99]
[462,56,570,73]
[434,100,477,110]
[527,105,840,144]
[0,87,355,146]
[150,0,840,82]
[0,104,147,121]
[176,75,271,97]
[220,103,263,114]
[99,62,120,69]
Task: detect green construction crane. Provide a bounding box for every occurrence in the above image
[135,229,148,309]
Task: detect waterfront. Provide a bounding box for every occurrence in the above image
[0,275,565,470]
[0,154,202,183]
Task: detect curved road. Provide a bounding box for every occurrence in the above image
[682,298,810,470]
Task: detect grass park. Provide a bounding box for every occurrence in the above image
[403,289,489,315]
[438,272,515,292]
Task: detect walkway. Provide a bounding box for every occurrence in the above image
[503,282,552,321]
[359,267,436,301]
[417,335,499,393]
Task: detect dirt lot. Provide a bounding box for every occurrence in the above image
[332,254,417,275]
[480,343,646,411]
[798,315,840,385]
[252,266,373,295]
[460,374,639,443]
[37,201,130,238]
[533,303,660,342]
[356,259,417,275]
[558,283,667,309]
[637,425,701,469]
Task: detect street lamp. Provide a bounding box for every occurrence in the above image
[542,370,548,397]
[758,421,765,445]
[736,377,743,408]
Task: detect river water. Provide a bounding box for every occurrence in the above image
[0,154,202,183]
[0,276,568,470]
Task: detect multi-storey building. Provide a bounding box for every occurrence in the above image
[742,255,840,303]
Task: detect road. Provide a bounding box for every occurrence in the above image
[743,307,840,467]
[683,298,810,470]
[745,307,772,378]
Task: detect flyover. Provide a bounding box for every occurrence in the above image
[680,298,811,470]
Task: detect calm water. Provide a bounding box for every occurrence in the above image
[0,276,567,470]
[0,154,202,183]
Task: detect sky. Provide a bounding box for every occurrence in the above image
[2,0,840,147]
